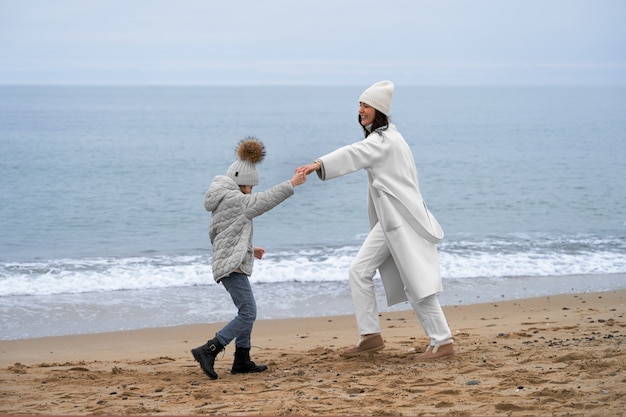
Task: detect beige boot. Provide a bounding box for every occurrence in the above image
[341,333,385,357]
[416,339,454,360]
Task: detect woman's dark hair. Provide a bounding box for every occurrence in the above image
[359,110,389,137]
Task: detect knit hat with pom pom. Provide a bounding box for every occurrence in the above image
[226,136,266,186]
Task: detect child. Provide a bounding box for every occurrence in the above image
[192,136,306,380]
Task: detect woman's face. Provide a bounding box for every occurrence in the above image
[240,185,253,194]
[359,102,376,126]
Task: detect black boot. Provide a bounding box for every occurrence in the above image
[191,337,224,380]
[231,346,268,374]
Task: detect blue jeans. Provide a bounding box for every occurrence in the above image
[215,272,257,348]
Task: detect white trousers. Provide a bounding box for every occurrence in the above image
[348,222,452,345]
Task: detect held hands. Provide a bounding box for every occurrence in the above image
[296,161,321,176]
[291,161,320,187]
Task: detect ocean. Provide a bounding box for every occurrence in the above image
[1,85,625,340]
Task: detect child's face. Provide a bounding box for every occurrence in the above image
[240,185,253,194]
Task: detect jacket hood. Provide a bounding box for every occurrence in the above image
[205,175,240,212]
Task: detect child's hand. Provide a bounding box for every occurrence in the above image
[290,171,307,187]
[254,247,265,259]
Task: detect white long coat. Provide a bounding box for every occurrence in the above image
[317,124,444,306]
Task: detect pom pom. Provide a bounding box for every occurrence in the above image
[235,136,266,164]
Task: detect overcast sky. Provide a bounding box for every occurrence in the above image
[1,0,625,85]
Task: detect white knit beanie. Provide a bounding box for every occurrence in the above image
[359,80,394,116]
[226,137,265,186]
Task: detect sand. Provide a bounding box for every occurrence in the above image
[0,289,624,416]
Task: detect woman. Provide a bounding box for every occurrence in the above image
[297,81,453,360]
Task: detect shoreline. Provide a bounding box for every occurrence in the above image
[3,272,625,341]
[1,289,625,415]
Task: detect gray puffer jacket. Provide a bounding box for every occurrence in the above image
[204,175,294,282]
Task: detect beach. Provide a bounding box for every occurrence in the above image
[1,289,624,416]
